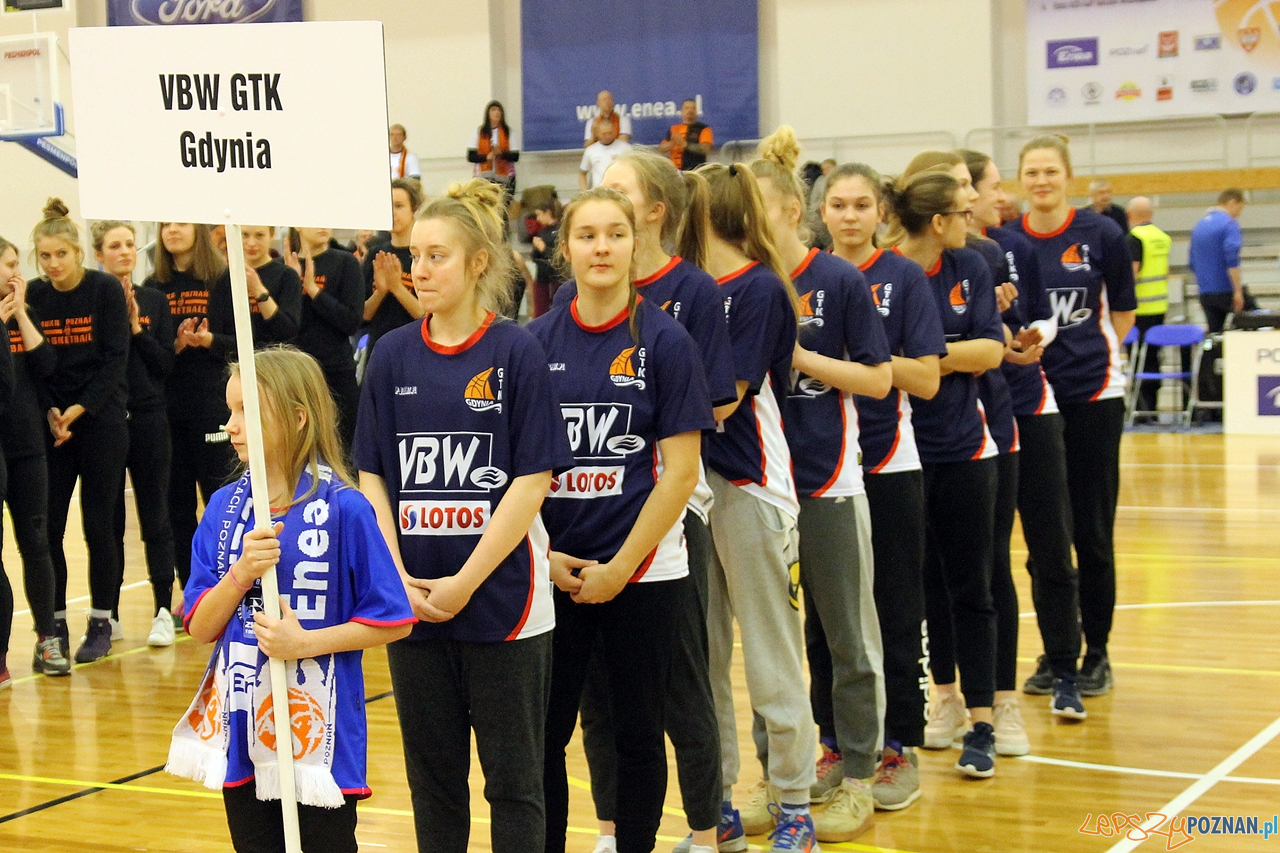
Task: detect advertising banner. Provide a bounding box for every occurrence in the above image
[521,0,758,151]
[1026,0,1280,125]
[107,0,302,26]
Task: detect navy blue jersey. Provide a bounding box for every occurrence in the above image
[353,313,575,644]
[1007,208,1137,404]
[552,257,736,406]
[529,298,714,582]
[707,261,799,516]
[968,237,1018,455]
[911,247,1005,464]
[784,249,890,497]
[988,226,1058,417]
[854,249,947,475]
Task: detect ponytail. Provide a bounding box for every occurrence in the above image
[677,170,711,269]
[881,169,960,246]
[697,162,803,321]
[750,124,811,245]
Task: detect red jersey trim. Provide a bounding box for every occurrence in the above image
[858,248,885,272]
[868,394,903,475]
[628,548,659,582]
[716,261,759,286]
[505,536,537,640]
[791,247,821,279]
[637,255,681,286]
[971,404,990,460]
[1021,208,1076,240]
[889,246,941,276]
[183,587,223,640]
[1034,370,1049,415]
[421,311,496,354]
[352,615,418,628]
[570,297,630,332]
[810,396,847,497]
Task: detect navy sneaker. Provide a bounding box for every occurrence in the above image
[767,806,819,852]
[1078,655,1113,697]
[956,721,996,778]
[673,802,748,853]
[74,617,113,664]
[1052,677,1088,720]
[1022,655,1054,695]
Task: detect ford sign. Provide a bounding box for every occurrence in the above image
[107,0,303,26]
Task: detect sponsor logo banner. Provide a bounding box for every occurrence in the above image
[1047,38,1100,68]
[1159,30,1179,58]
[1235,72,1257,95]
[107,0,303,26]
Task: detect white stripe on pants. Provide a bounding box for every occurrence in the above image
[706,471,816,805]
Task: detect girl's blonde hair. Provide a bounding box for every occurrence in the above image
[608,149,713,269]
[750,124,812,245]
[0,235,16,259]
[90,220,136,252]
[1018,134,1073,178]
[152,223,226,284]
[556,186,642,341]
[415,178,513,315]
[30,198,83,267]
[229,346,356,508]
[694,161,802,319]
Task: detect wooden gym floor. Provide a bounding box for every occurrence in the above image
[0,431,1277,852]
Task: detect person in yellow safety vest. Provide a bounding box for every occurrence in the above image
[1126,197,1173,418]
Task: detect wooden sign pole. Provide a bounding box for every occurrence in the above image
[226,223,303,853]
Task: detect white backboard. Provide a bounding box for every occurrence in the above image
[69,21,391,229]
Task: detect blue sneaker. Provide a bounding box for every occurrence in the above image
[672,803,747,853]
[956,721,996,778]
[1052,677,1088,720]
[767,805,820,852]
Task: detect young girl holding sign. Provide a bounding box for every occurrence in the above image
[530,187,713,853]
[355,179,573,853]
[169,346,414,853]
[27,199,131,664]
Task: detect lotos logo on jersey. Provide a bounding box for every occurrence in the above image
[609,346,647,390]
[464,368,503,412]
[397,432,508,492]
[870,281,893,317]
[548,466,624,499]
[797,290,826,327]
[949,280,970,315]
[398,501,489,535]
[1048,288,1093,328]
[1060,243,1092,273]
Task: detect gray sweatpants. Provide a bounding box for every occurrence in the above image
[706,471,816,806]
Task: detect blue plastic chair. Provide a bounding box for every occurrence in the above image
[1125,324,1205,428]
[1122,325,1141,388]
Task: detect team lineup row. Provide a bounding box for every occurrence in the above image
[0,126,1134,853]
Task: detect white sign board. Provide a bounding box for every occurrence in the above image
[69,21,391,229]
[1224,330,1280,435]
[1026,0,1280,126]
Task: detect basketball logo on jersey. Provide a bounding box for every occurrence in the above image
[660,299,683,320]
[797,290,825,327]
[871,282,893,317]
[1060,243,1092,272]
[949,280,970,315]
[1048,287,1093,328]
[464,367,503,413]
[609,346,647,390]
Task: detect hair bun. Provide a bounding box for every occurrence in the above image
[757,125,800,173]
[42,197,70,221]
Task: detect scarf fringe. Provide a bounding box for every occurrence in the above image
[166,737,229,792]
[253,760,347,809]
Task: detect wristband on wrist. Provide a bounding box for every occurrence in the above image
[228,567,252,592]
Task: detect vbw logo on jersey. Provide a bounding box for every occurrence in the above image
[1048,288,1093,328]
[871,281,893,317]
[561,404,641,459]
[397,432,507,492]
[1061,243,1092,272]
[1257,376,1280,416]
[798,289,825,327]
[795,377,832,397]
[609,346,647,390]
[464,367,503,412]
[949,280,970,315]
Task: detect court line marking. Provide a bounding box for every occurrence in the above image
[6,632,195,687]
[11,579,150,619]
[1020,599,1280,620]
[1116,504,1280,514]
[1018,755,1280,786]
[0,765,167,824]
[1104,714,1280,852]
[1013,656,1280,678]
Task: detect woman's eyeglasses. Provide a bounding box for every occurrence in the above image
[940,209,975,222]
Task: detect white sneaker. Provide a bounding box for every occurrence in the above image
[590,835,616,853]
[993,700,1031,756]
[923,692,969,749]
[110,617,123,641]
[148,609,176,647]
